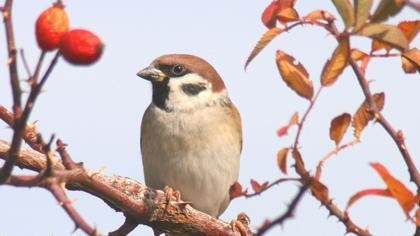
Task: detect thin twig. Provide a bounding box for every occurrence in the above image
[256,185,308,236]
[2,0,21,112]
[20,49,32,78]
[244,178,301,198]
[315,139,359,180]
[48,183,99,236]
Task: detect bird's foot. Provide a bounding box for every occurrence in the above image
[163,186,181,202]
[230,212,251,236]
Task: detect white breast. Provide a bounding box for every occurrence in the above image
[140,101,241,217]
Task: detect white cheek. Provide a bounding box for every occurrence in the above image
[166,73,227,111]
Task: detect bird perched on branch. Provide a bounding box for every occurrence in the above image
[137,54,242,233]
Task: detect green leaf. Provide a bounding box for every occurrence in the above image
[371,0,405,23]
[353,0,372,31]
[332,0,355,29]
[358,23,408,51]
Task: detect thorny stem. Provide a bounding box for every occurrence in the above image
[244,178,301,198]
[256,185,308,236]
[0,52,60,183]
[2,0,21,112]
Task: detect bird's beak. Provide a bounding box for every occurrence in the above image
[136,66,166,82]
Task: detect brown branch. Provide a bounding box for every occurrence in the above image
[288,86,371,235]
[48,183,99,235]
[2,0,21,111]
[256,184,308,236]
[348,59,420,190]
[0,140,254,236]
[0,52,60,183]
[244,178,301,198]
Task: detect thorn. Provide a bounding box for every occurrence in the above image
[72,224,79,233]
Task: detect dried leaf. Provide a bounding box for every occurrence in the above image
[304,10,335,23]
[371,20,419,52]
[277,7,299,23]
[309,177,329,203]
[277,148,289,174]
[346,188,392,211]
[360,23,408,51]
[245,28,283,69]
[262,1,279,29]
[353,0,373,31]
[250,179,269,193]
[276,50,314,100]
[321,37,350,86]
[229,182,245,200]
[371,0,405,23]
[352,92,385,139]
[371,162,415,218]
[330,113,351,146]
[351,48,371,74]
[292,149,306,177]
[401,48,420,74]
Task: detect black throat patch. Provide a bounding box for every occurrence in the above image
[152,77,170,111]
[181,83,207,96]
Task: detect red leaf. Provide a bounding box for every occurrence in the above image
[262,1,279,29]
[229,182,245,200]
[277,148,289,174]
[370,162,416,218]
[250,179,269,193]
[346,188,392,211]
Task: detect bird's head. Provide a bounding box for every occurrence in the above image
[137,54,229,112]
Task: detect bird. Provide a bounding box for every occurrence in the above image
[137,54,242,230]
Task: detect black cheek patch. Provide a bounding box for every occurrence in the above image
[181,83,207,96]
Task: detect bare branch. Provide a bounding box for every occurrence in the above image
[2,0,21,111]
[256,185,308,236]
[244,178,301,198]
[0,140,254,236]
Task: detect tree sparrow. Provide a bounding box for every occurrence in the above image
[137,54,242,219]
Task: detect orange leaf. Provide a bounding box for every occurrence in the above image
[416,208,420,226]
[346,188,392,211]
[352,92,385,139]
[351,48,371,74]
[277,148,289,174]
[250,179,268,193]
[329,113,351,146]
[276,125,289,137]
[303,10,335,23]
[245,27,283,69]
[292,148,306,177]
[309,177,329,203]
[401,48,420,74]
[321,36,350,86]
[277,7,299,24]
[370,162,416,218]
[398,20,420,43]
[262,1,279,29]
[229,182,245,200]
[276,50,314,100]
[371,20,419,52]
[288,111,299,126]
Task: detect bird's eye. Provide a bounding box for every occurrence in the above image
[171,64,185,76]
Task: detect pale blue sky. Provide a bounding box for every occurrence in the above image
[0,1,419,235]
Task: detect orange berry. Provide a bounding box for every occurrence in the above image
[59,29,104,65]
[36,3,69,51]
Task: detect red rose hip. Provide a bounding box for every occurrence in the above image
[59,29,104,65]
[36,3,69,51]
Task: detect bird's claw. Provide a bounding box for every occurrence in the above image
[230,212,251,236]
